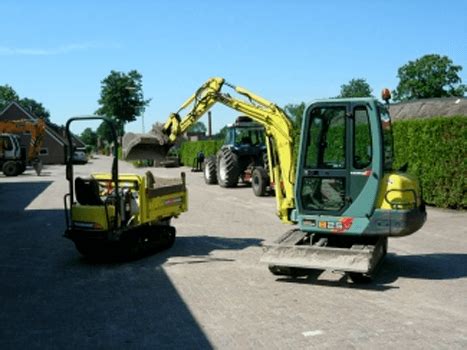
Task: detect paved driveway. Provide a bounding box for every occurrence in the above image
[1,156,466,349]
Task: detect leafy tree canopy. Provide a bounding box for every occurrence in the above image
[394,54,466,101]
[214,125,229,140]
[284,102,306,160]
[187,121,207,134]
[0,85,19,108]
[80,127,98,147]
[284,102,306,130]
[0,84,50,121]
[19,97,50,120]
[339,78,373,98]
[96,70,151,136]
[96,121,115,145]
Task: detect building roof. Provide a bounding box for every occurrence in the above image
[0,101,84,146]
[389,97,467,120]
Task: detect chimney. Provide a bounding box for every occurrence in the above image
[208,111,212,138]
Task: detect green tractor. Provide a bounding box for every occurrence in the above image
[203,116,273,196]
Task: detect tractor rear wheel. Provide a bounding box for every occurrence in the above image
[252,167,269,196]
[217,148,239,188]
[204,156,218,184]
[2,161,19,177]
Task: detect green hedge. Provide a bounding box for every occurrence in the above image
[181,116,466,208]
[179,140,223,167]
[393,116,466,209]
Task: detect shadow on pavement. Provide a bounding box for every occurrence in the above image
[0,181,52,212]
[274,252,467,291]
[376,252,467,282]
[0,181,263,349]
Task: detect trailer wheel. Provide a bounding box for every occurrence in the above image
[217,148,239,188]
[2,161,19,177]
[252,167,269,197]
[204,156,218,184]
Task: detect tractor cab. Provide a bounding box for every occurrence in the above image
[224,116,266,156]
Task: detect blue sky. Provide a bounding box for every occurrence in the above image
[1,0,466,135]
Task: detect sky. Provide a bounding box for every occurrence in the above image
[1,0,466,135]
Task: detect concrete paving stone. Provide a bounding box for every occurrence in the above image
[0,158,466,349]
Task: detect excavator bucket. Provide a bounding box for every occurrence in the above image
[122,126,171,161]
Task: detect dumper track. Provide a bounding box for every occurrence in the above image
[70,223,176,261]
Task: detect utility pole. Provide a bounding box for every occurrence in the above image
[208,111,212,138]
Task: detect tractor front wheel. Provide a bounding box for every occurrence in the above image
[217,148,239,188]
[204,156,217,185]
[252,167,269,196]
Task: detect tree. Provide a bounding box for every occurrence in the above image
[80,127,98,147]
[339,78,373,98]
[394,54,466,101]
[96,70,151,136]
[0,84,19,110]
[284,102,306,162]
[187,121,207,134]
[214,125,229,140]
[96,121,114,145]
[19,98,50,121]
[0,84,51,121]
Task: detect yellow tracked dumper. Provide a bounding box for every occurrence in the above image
[63,116,187,259]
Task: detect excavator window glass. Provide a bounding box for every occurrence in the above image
[353,107,372,169]
[1,136,13,151]
[300,106,347,213]
[301,177,346,212]
[305,107,346,169]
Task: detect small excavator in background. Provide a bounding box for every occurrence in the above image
[0,118,45,176]
[122,77,426,282]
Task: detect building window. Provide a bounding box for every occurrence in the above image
[39,148,49,156]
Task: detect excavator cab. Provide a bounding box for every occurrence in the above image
[293,98,426,237]
[262,98,426,280]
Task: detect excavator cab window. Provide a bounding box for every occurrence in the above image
[301,106,347,213]
[304,107,347,169]
[1,136,13,151]
[298,100,386,218]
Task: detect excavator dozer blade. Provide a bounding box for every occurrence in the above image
[122,129,171,161]
[260,230,387,274]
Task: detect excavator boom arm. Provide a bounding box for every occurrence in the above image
[151,77,296,223]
